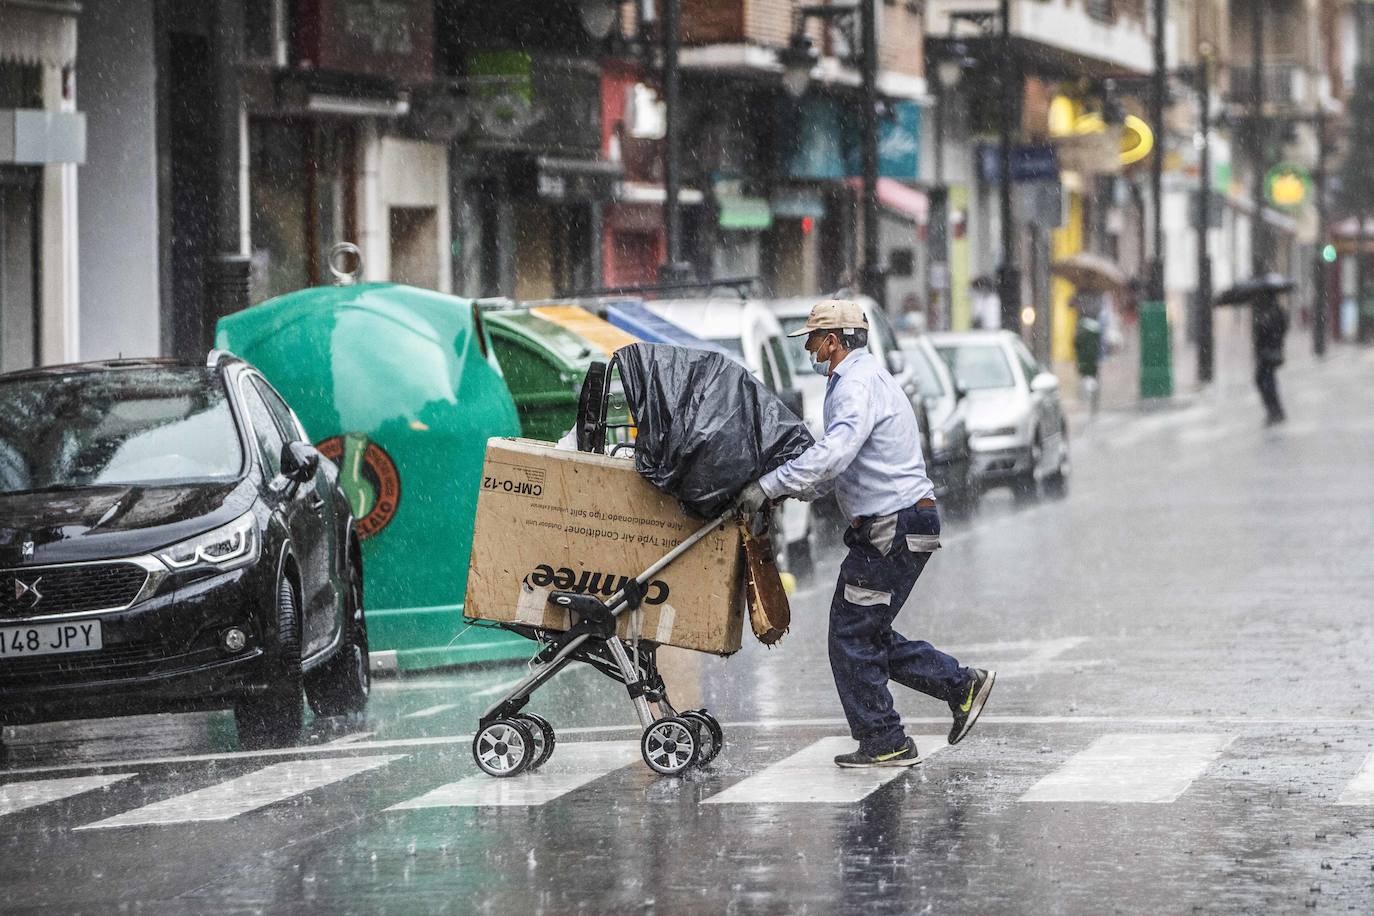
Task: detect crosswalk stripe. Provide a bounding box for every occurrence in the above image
[0,774,134,817]
[76,755,404,829]
[387,741,638,810]
[403,703,458,719]
[703,735,949,805]
[1337,752,1374,805]
[1019,733,1232,803]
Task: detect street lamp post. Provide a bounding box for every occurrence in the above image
[996,0,1020,332]
[1314,100,1329,357]
[928,51,966,332]
[658,0,691,284]
[781,3,885,310]
[1251,0,1268,276]
[1196,46,1214,384]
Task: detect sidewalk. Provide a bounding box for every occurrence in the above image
[1056,305,1351,430]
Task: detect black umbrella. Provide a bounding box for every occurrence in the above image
[1214,273,1295,306]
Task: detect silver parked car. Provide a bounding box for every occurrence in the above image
[929,331,1069,500]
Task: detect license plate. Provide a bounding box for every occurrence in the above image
[0,620,103,658]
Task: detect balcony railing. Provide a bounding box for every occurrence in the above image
[1228,61,1310,108]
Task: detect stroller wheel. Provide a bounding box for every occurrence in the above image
[682,710,723,766]
[517,713,556,770]
[641,716,699,776]
[473,718,536,778]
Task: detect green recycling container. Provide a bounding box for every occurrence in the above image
[483,309,602,442]
[215,283,527,671]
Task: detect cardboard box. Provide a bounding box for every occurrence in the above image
[465,439,746,655]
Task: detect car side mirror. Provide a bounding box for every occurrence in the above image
[953,379,969,401]
[886,351,906,375]
[1030,371,1060,394]
[281,441,320,484]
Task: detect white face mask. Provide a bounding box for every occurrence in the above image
[809,335,834,377]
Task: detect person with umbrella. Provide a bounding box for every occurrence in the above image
[1215,274,1294,425]
[1053,253,1128,416]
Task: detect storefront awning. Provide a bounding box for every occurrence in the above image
[717,195,772,231]
[844,177,928,225]
[615,182,705,206]
[0,1,79,69]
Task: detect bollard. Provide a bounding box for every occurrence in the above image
[1139,299,1174,399]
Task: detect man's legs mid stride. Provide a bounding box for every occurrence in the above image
[827,505,995,767]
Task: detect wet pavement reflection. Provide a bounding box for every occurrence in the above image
[3,347,1374,912]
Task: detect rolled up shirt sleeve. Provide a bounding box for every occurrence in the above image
[759,378,875,501]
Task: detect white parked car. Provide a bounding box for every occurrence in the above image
[646,298,817,572]
[928,330,1069,500]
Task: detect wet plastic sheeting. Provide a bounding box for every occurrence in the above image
[616,343,813,518]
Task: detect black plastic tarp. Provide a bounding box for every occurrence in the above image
[616,342,814,518]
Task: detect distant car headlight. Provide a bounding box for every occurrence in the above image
[931,429,949,452]
[973,426,1018,439]
[159,511,260,572]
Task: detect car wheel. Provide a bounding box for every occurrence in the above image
[234,574,305,749]
[1012,434,1042,503]
[1043,425,1070,500]
[305,562,371,719]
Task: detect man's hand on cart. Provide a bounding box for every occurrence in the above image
[734,480,769,517]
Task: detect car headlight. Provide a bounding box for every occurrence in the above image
[974,426,1018,438]
[159,511,260,572]
[931,429,949,452]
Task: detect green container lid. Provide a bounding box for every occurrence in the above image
[484,309,603,442]
[215,283,526,670]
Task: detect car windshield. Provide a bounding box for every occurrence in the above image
[708,337,745,358]
[903,346,948,398]
[0,367,245,494]
[778,317,814,374]
[935,344,1016,390]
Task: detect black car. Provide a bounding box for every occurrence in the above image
[0,354,368,749]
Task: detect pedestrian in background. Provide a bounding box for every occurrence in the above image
[970,276,1001,330]
[1071,291,1104,415]
[736,300,995,768]
[1252,290,1290,425]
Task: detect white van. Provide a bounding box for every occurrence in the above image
[645,297,817,573]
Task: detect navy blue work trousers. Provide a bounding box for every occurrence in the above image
[828,504,969,756]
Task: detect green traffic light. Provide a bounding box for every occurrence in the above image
[1322,244,1337,263]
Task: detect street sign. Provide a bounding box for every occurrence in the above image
[1265,163,1312,210]
[977,144,1059,184]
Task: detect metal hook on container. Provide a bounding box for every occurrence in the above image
[328,242,364,286]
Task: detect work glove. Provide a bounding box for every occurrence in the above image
[734,480,768,518]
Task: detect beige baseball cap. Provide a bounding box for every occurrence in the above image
[786,299,871,337]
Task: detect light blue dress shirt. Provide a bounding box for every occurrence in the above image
[759,347,934,522]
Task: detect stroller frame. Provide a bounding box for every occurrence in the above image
[471,357,730,778]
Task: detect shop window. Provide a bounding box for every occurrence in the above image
[0,176,39,372]
[390,207,440,289]
[249,119,356,302]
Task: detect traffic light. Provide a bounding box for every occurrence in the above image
[1322,243,1337,264]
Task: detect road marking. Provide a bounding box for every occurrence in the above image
[0,774,133,817]
[9,716,1374,778]
[1019,733,1232,803]
[1337,752,1374,805]
[703,735,948,805]
[388,741,638,809]
[324,731,375,745]
[471,674,531,698]
[403,703,459,719]
[77,755,404,829]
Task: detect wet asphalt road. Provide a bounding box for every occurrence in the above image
[2,342,1374,914]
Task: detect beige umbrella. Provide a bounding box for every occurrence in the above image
[1051,252,1129,293]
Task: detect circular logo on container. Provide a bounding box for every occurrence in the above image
[316,434,401,540]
